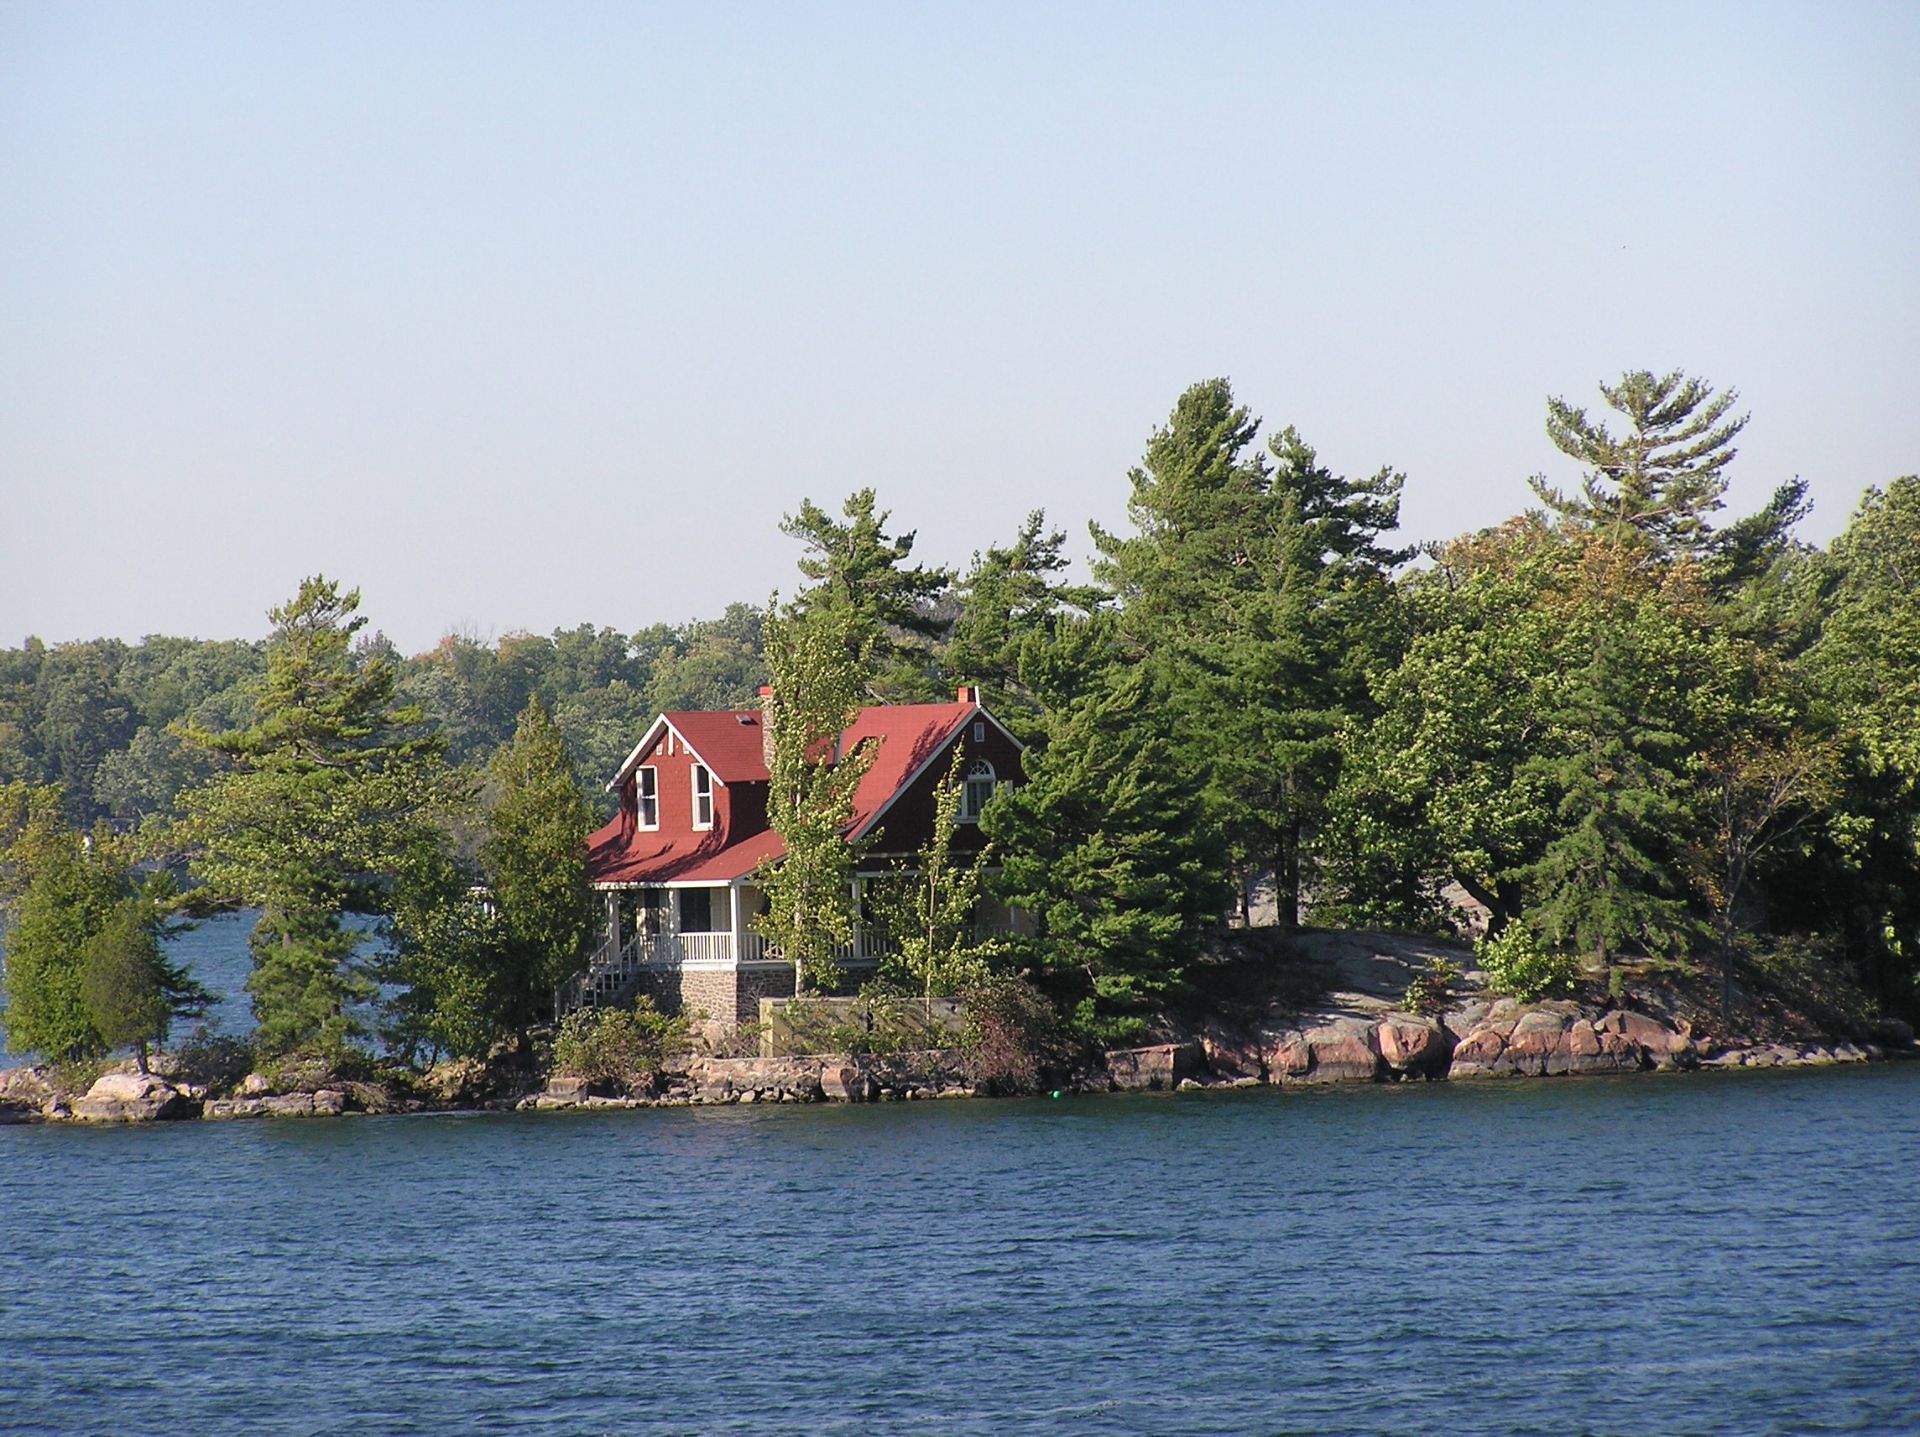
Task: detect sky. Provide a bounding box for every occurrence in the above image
[3,1,1917,654]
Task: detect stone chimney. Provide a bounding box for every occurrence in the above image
[758,684,775,770]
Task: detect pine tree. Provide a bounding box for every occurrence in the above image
[479,697,597,1033]
[175,576,456,1056]
[983,665,1227,1045]
[80,885,210,1073]
[944,511,1100,732]
[1530,369,1747,561]
[780,489,952,702]
[1518,610,1698,974]
[1,786,206,1064]
[1093,380,1408,925]
[0,796,124,1061]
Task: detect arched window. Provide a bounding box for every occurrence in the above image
[961,759,996,822]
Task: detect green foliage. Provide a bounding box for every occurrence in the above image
[780,489,952,702]
[1404,956,1463,1018]
[945,511,1101,731]
[479,698,597,1029]
[0,796,125,1061]
[1092,379,1409,924]
[1530,369,1747,561]
[79,896,199,1070]
[1,788,208,1063]
[755,604,876,995]
[1517,602,1700,969]
[551,999,687,1085]
[1474,925,1578,1003]
[873,748,1001,1004]
[175,576,460,1057]
[984,664,1227,1034]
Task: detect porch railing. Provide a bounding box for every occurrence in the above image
[555,925,894,1013]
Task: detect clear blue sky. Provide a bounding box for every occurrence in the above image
[4,1,1916,652]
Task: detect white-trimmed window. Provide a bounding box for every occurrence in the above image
[961,759,996,822]
[692,764,714,829]
[637,767,659,829]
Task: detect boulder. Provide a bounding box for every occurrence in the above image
[1199,1023,1266,1081]
[1376,1017,1452,1078]
[818,1063,865,1101]
[1504,1010,1572,1075]
[1448,1026,1510,1077]
[1259,1029,1313,1080]
[240,1071,272,1096]
[1105,1043,1198,1091]
[73,1071,197,1123]
[1600,1010,1691,1065]
[1297,1019,1383,1084]
[0,1066,53,1122]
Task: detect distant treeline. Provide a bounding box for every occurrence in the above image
[0,607,771,826]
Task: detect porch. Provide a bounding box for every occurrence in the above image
[557,881,894,1014]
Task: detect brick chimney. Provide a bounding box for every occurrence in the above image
[758,685,775,770]
[956,684,980,705]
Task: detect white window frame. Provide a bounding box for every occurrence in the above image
[961,759,996,823]
[692,763,714,830]
[637,767,659,830]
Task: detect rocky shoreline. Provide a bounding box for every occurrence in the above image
[4,999,1911,1125]
[6,929,1913,1124]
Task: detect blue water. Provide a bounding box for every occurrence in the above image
[4,1066,1918,1435]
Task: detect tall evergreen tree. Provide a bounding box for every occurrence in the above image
[945,511,1101,732]
[983,665,1227,1044]
[175,577,456,1056]
[1093,379,1408,924]
[1518,606,1700,975]
[478,697,598,1032]
[780,489,952,702]
[1530,369,1748,560]
[80,883,210,1073]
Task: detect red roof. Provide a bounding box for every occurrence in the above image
[586,822,784,885]
[841,702,974,838]
[589,700,985,885]
[610,710,769,789]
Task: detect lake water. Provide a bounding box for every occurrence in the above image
[4,1064,1918,1435]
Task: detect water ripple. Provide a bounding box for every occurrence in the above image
[3,1066,1918,1434]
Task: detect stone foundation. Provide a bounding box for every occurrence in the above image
[632,964,796,1030]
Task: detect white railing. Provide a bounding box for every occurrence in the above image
[558,925,896,1012]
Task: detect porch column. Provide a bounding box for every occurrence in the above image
[606,890,621,952]
[729,882,744,963]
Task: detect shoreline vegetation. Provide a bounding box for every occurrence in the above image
[5,928,1914,1125]
[4,370,1919,1116]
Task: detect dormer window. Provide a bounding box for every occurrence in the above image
[637,767,659,829]
[692,764,714,830]
[961,759,996,822]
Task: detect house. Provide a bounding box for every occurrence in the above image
[567,684,1026,1026]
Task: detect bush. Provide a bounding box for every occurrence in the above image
[1404,956,1463,1018]
[1475,925,1579,1003]
[551,1000,687,1086]
[961,977,1070,1095]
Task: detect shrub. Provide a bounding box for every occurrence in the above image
[1404,956,1463,1018]
[1475,925,1578,1003]
[961,976,1069,1095]
[551,999,687,1086]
